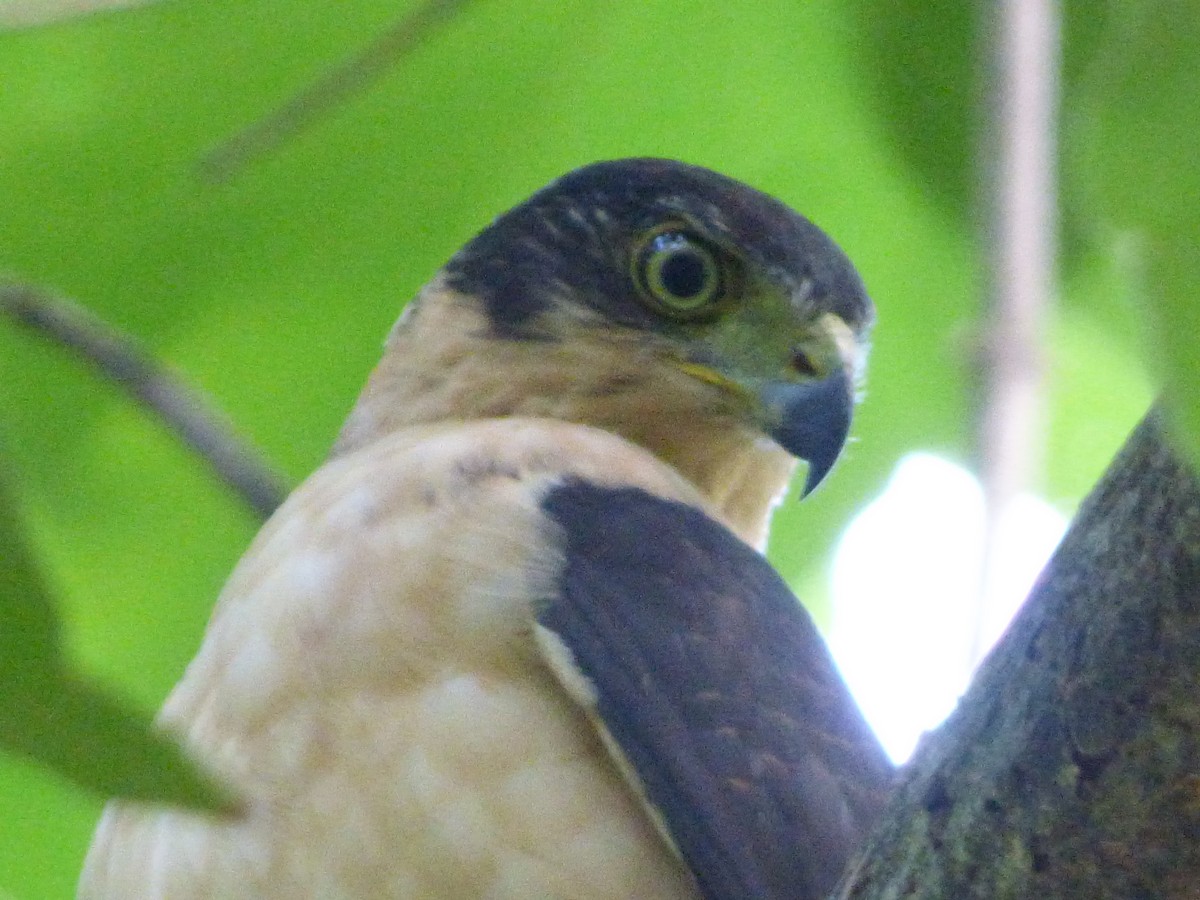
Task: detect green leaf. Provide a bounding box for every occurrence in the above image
[1071,0,1200,468]
[0,467,60,677]
[2,672,236,812]
[1141,238,1200,468]
[0,457,235,812]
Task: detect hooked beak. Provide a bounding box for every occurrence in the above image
[759,366,854,496]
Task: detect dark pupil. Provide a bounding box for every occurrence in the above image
[658,250,708,298]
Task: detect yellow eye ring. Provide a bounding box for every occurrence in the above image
[633,229,723,317]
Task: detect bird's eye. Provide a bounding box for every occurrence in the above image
[633,229,723,317]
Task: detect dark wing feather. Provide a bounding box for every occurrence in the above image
[537,480,895,900]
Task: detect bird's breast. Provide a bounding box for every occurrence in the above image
[81,419,706,899]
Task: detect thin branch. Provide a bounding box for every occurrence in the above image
[974,0,1060,659]
[198,0,475,183]
[1,282,289,519]
[0,0,162,31]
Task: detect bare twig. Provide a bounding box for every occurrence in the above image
[1,282,289,519]
[975,0,1060,659]
[0,0,162,31]
[198,0,475,183]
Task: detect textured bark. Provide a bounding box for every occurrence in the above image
[837,411,1200,899]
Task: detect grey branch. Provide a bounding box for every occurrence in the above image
[1,282,289,520]
[837,409,1200,897]
[198,0,474,183]
[975,0,1060,659]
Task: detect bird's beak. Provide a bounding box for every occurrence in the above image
[677,305,861,496]
[758,366,853,496]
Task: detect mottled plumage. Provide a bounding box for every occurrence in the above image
[80,159,893,899]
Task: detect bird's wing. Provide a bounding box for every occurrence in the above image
[534,479,895,900]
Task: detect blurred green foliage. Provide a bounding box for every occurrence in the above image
[1069,1,1200,469]
[0,0,1181,895]
[0,457,232,815]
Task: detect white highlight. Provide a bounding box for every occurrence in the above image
[829,453,1066,763]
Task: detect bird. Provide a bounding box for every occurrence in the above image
[78,158,894,899]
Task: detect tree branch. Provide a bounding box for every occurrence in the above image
[1,282,288,519]
[838,409,1200,897]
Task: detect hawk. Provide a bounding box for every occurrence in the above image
[79,159,893,899]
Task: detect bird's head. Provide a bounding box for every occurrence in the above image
[337,159,873,543]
